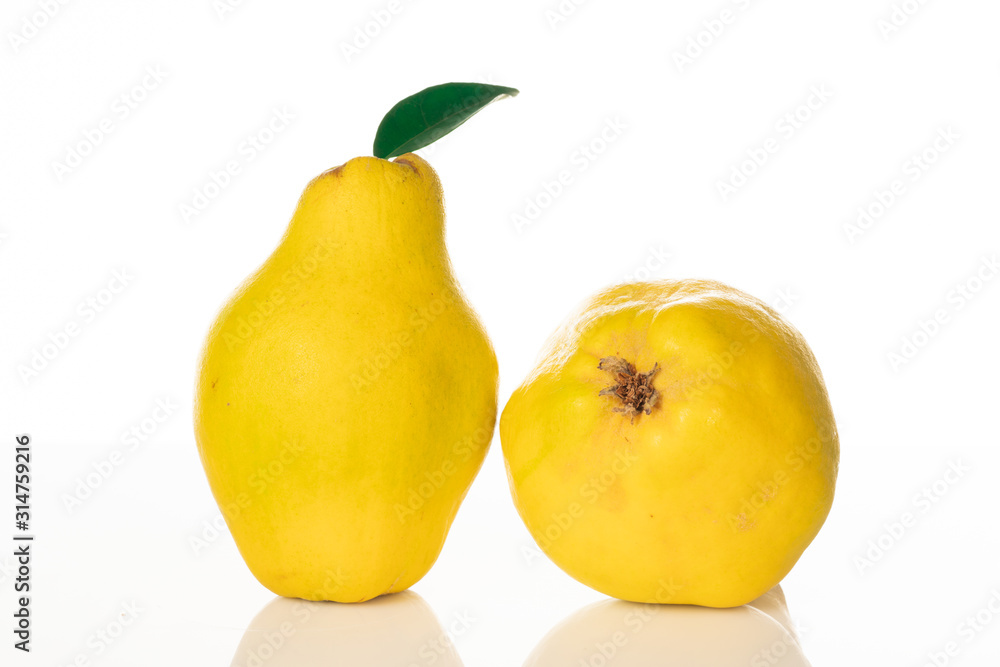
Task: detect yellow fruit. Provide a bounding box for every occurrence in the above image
[195,154,497,602]
[500,279,838,607]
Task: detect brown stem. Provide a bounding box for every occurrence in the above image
[598,356,660,420]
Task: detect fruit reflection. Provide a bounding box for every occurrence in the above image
[524,585,810,666]
[230,590,463,666]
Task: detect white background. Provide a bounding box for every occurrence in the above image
[2,0,1000,665]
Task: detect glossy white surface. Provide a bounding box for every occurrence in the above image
[524,587,810,667]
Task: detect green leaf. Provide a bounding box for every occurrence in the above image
[373,82,519,159]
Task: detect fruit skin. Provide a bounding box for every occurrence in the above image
[195,153,497,602]
[500,279,838,608]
